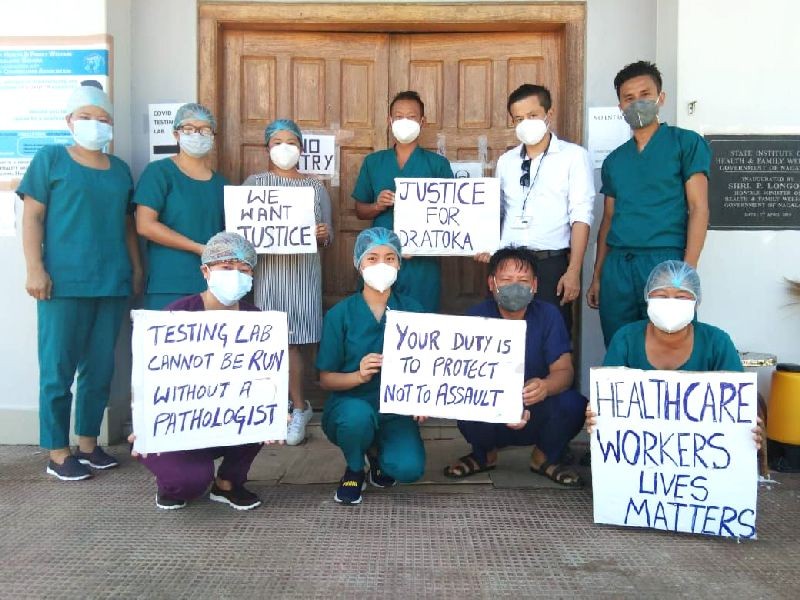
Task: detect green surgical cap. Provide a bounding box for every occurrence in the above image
[202,232,257,268]
[65,85,113,117]
[644,260,702,303]
[264,119,303,144]
[353,227,402,269]
[173,103,217,131]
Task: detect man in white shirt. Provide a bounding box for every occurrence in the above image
[479,84,595,331]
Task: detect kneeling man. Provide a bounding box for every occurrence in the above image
[444,246,587,486]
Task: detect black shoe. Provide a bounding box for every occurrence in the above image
[46,456,92,481]
[366,454,396,488]
[156,493,187,510]
[334,468,366,505]
[75,446,119,470]
[209,483,262,510]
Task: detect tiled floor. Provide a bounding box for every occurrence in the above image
[1,432,797,599]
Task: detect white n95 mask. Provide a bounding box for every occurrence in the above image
[515,119,547,145]
[362,263,398,293]
[391,119,421,144]
[647,298,696,333]
[269,143,301,170]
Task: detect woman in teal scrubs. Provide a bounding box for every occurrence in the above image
[317,227,427,505]
[353,91,453,312]
[19,85,142,481]
[134,103,227,309]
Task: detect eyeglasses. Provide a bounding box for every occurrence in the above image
[177,124,214,137]
[520,158,531,188]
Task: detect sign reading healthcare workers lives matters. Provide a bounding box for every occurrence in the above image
[589,367,758,539]
[131,309,289,454]
[225,185,317,254]
[380,311,525,423]
[393,177,501,256]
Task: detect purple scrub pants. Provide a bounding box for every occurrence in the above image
[138,443,263,500]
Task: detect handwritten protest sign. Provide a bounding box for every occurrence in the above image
[225,185,317,254]
[297,134,335,176]
[393,177,500,256]
[590,367,758,539]
[131,309,289,454]
[380,310,525,422]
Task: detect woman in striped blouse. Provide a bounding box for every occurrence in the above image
[242,119,333,445]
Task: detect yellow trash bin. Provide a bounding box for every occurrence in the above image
[767,364,800,444]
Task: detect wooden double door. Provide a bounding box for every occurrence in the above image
[217,29,566,314]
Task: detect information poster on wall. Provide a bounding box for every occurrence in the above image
[131,309,289,454]
[450,161,484,179]
[148,102,184,162]
[587,107,631,169]
[380,310,526,423]
[0,36,111,179]
[297,134,335,176]
[224,185,318,254]
[392,177,501,256]
[589,367,758,539]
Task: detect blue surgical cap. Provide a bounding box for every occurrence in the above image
[202,232,257,269]
[65,85,113,117]
[644,260,702,303]
[173,103,217,132]
[264,119,303,145]
[353,227,402,269]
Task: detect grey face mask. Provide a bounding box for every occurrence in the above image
[622,98,659,129]
[494,282,534,312]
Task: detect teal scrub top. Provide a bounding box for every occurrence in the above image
[133,157,226,294]
[17,144,133,297]
[603,320,744,372]
[601,124,711,250]
[316,291,424,405]
[352,146,454,230]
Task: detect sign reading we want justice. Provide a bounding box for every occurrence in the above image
[589,367,758,539]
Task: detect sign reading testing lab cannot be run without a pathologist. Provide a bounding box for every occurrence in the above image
[392,177,501,256]
[225,185,317,254]
[589,367,758,539]
[380,310,526,423]
[131,309,289,454]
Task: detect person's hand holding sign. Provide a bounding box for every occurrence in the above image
[506,408,531,431]
[376,189,395,211]
[358,352,383,384]
[522,378,548,405]
[315,223,330,246]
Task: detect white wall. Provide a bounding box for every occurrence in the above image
[676,0,800,396]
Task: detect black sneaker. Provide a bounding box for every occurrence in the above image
[366,454,396,488]
[334,468,366,505]
[209,483,262,511]
[156,493,187,510]
[46,455,92,481]
[75,446,119,470]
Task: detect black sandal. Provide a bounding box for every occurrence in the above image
[443,453,495,479]
[530,460,583,487]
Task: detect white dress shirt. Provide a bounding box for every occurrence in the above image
[495,134,595,251]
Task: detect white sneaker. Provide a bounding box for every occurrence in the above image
[286,401,313,446]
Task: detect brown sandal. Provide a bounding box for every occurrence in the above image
[443,453,496,479]
[529,460,583,487]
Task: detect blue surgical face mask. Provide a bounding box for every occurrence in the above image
[207,269,252,306]
[179,132,214,157]
[71,119,113,151]
[493,278,534,312]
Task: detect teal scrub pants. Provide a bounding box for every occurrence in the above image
[144,293,186,310]
[395,257,440,313]
[599,247,683,346]
[322,396,426,483]
[37,297,128,449]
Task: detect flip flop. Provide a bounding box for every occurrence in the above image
[530,459,583,488]
[443,453,495,479]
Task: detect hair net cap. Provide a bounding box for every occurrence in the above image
[65,85,113,118]
[202,232,257,268]
[265,119,303,145]
[173,103,217,132]
[644,260,702,303]
[353,227,403,268]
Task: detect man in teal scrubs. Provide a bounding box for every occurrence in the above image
[587,61,711,346]
[353,91,454,312]
[317,227,427,505]
[19,86,141,480]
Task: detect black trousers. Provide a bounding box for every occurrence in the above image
[532,252,572,333]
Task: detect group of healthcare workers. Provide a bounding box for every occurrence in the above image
[19,59,762,510]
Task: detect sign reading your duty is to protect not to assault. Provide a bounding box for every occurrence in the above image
[589,367,758,539]
[380,311,525,422]
[225,185,317,254]
[131,310,289,454]
[392,177,501,256]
